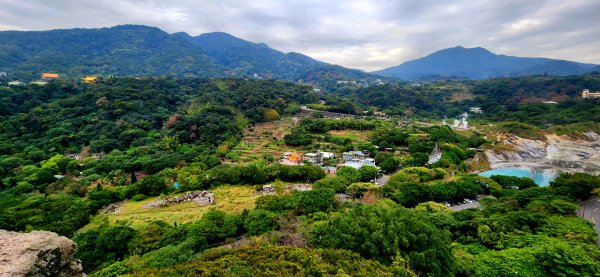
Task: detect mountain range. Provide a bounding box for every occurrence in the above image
[0,25,597,82]
[0,25,370,83]
[373,46,597,80]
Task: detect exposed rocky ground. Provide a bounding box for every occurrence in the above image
[0,230,85,277]
[485,132,600,174]
[144,191,215,208]
[102,201,123,214]
[259,183,312,195]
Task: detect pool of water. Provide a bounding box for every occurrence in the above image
[479,167,557,186]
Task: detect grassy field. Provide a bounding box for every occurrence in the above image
[450,91,476,102]
[81,185,260,231]
[327,130,372,143]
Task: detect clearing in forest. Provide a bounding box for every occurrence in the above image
[327,130,373,143]
[233,118,298,162]
[80,186,260,230]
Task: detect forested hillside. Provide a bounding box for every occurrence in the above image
[193,32,371,82]
[0,25,223,80]
[0,25,374,84]
[1,77,599,276]
[323,74,600,132]
[0,78,318,184]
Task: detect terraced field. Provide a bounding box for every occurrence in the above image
[233,118,297,162]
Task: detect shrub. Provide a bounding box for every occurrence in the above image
[131,194,146,202]
[313,176,350,193]
[92,261,129,277]
[244,209,278,236]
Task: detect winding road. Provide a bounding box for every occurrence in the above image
[577,198,600,245]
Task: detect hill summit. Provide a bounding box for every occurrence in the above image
[373,46,597,80]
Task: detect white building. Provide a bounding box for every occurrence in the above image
[343,151,367,161]
[91,152,105,159]
[321,151,336,159]
[65,153,80,160]
[342,158,376,169]
[582,89,600,99]
[469,107,483,114]
[303,152,323,165]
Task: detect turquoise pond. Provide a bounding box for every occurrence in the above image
[479,168,557,186]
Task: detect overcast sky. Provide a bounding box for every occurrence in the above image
[0,0,598,71]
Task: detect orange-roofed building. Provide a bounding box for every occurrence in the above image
[41,73,60,79]
[82,76,97,83]
[287,152,303,164]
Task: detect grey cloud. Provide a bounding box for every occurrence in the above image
[0,0,598,70]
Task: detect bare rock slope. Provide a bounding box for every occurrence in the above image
[485,132,600,174]
[0,230,85,277]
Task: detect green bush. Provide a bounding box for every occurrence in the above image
[134,238,203,269]
[91,261,129,277]
[131,194,146,202]
[313,176,350,193]
[244,209,278,236]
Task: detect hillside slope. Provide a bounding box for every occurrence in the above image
[0,25,223,79]
[0,25,373,83]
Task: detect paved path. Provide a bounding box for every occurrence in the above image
[577,198,600,245]
[375,174,390,186]
[450,202,481,211]
[300,106,358,119]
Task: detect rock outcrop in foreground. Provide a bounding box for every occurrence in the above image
[0,230,85,277]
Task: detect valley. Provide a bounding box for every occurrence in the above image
[1,74,599,277]
[1,27,599,277]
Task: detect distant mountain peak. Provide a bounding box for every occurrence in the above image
[373,46,596,80]
[433,46,492,55]
[109,24,163,32]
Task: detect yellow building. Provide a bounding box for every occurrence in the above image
[82,76,97,83]
[41,73,60,79]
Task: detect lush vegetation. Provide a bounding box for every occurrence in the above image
[76,171,600,276]
[1,75,600,276]
[129,247,415,276]
[0,77,321,235]
[0,25,376,85]
[323,74,600,131]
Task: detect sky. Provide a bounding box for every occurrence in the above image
[0,0,599,71]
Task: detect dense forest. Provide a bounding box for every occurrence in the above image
[0,77,317,163]
[1,76,599,276]
[0,77,320,235]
